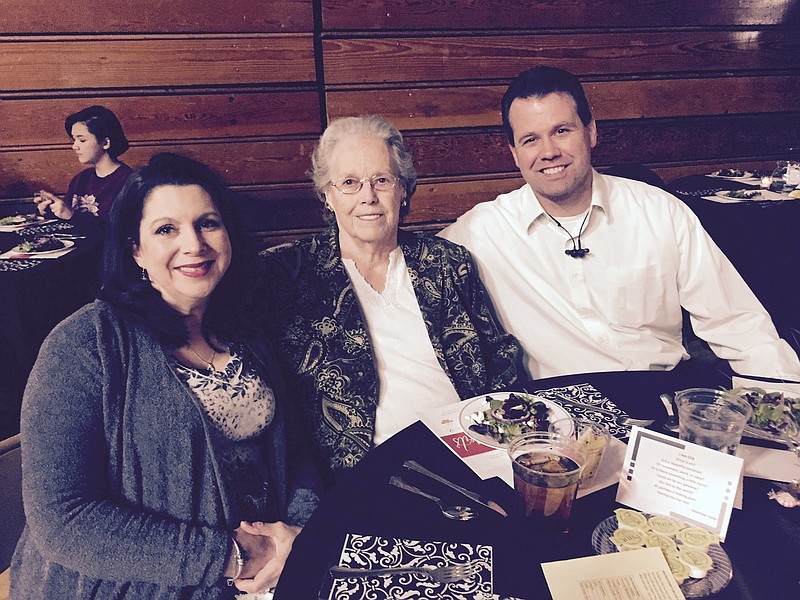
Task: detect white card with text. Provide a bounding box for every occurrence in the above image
[615,426,743,541]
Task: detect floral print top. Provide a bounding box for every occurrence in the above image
[172,343,278,522]
[261,227,523,474]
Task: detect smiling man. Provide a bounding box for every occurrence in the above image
[439,65,800,381]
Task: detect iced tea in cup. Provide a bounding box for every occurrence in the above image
[507,432,586,532]
[676,388,753,455]
[549,417,610,488]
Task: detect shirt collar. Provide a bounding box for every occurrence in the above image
[519,169,609,235]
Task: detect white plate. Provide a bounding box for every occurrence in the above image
[713,189,786,201]
[592,514,732,598]
[0,217,56,232]
[710,170,753,179]
[458,391,571,449]
[12,239,73,256]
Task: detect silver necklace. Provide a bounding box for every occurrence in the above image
[187,346,217,371]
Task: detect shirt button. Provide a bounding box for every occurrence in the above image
[598,336,608,345]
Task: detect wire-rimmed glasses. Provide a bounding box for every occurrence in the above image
[329,173,397,195]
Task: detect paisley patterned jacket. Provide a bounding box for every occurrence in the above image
[260,226,523,475]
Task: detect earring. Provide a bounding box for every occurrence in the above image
[401,199,408,207]
[141,268,149,281]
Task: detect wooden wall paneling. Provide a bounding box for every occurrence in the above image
[391,113,800,182]
[0,92,322,147]
[322,0,800,30]
[406,175,523,224]
[325,75,800,130]
[0,35,315,92]
[0,0,314,33]
[0,138,317,198]
[592,113,800,165]
[322,30,798,84]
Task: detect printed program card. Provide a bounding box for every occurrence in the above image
[418,403,504,480]
[542,548,685,600]
[616,427,743,541]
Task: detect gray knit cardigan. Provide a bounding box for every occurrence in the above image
[11,300,317,599]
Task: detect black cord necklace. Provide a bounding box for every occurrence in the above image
[547,210,591,258]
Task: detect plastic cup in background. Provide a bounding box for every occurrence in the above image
[507,432,586,532]
[549,417,610,488]
[675,388,752,455]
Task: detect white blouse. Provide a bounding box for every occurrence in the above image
[343,248,460,445]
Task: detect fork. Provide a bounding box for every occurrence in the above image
[329,561,479,584]
[549,392,654,427]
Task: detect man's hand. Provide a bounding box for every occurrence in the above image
[233,520,302,594]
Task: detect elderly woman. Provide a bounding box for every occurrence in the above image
[34,105,132,230]
[12,153,318,599]
[261,115,522,480]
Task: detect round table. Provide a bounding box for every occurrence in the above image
[275,369,800,599]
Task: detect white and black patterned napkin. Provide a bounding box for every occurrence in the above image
[322,533,493,600]
[533,383,631,439]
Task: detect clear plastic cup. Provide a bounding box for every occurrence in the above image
[675,388,752,455]
[507,432,586,532]
[549,417,610,488]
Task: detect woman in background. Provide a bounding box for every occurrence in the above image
[35,105,132,231]
[12,153,318,598]
[262,115,522,483]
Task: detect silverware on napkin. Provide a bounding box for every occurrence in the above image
[402,459,508,517]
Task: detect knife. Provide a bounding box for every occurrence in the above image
[402,459,508,517]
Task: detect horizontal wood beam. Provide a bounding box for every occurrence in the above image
[1,35,315,92]
[323,30,797,84]
[326,75,800,129]
[321,0,799,30]
[0,0,313,33]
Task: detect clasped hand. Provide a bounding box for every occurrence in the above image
[232,520,301,594]
[34,190,73,220]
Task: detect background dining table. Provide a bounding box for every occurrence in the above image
[668,173,800,354]
[275,366,800,599]
[0,219,102,439]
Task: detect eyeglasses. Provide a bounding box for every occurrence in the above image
[329,173,397,195]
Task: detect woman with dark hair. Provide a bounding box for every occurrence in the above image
[12,153,318,599]
[262,115,522,481]
[34,105,132,229]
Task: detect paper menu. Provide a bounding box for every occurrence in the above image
[542,548,685,600]
[616,427,742,541]
[417,402,505,480]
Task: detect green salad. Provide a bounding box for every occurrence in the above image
[727,387,800,443]
[0,214,39,227]
[724,189,761,199]
[467,392,552,444]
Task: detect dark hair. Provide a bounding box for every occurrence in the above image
[99,152,258,348]
[65,105,129,159]
[501,66,593,145]
[310,115,417,223]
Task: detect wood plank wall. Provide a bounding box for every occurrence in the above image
[1,0,798,247]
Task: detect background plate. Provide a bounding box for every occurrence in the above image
[12,239,73,255]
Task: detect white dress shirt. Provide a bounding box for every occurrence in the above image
[440,171,800,381]
[343,248,460,445]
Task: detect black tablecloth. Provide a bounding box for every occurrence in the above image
[0,226,101,438]
[276,369,800,599]
[668,174,800,352]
